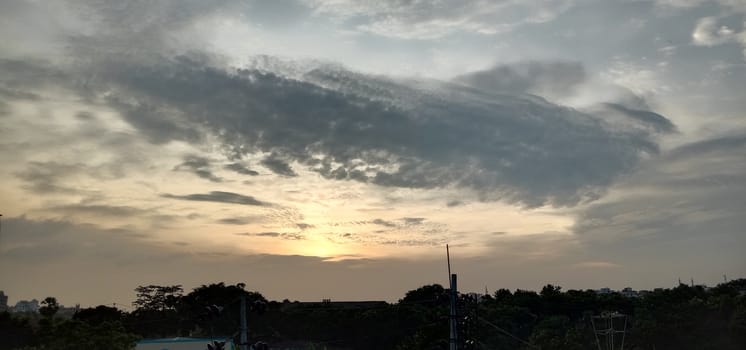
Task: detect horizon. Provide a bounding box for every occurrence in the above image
[2,270,740,309]
[1,0,745,312]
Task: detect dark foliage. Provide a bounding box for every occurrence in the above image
[2,279,744,350]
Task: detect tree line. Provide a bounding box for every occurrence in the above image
[1,279,745,349]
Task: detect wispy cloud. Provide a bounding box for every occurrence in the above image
[174,155,223,183]
[162,191,273,207]
[304,0,576,39]
[224,162,259,176]
[235,231,305,240]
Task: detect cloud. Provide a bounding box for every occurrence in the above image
[574,132,746,250]
[303,0,577,39]
[15,162,88,194]
[0,216,177,265]
[692,16,739,46]
[453,61,587,100]
[253,232,282,237]
[402,217,426,225]
[296,223,314,230]
[12,159,132,195]
[224,162,259,176]
[666,133,746,159]
[162,191,273,207]
[60,0,247,54]
[174,155,223,182]
[371,218,397,228]
[332,217,448,245]
[1,0,744,308]
[0,86,41,101]
[217,217,255,225]
[656,0,746,13]
[105,96,203,144]
[43,203,149,217]
[378,238,445,247]
[260,153,297,177]
[0,0,677,209]
[235,231,305,240]
[3,53,673,208]
[328,231,446,247]
[34,201,181,229]
[600,103,677,133]
[446,200,464,207]
[464,61,675,134]
[691,16,746,59]
[2,216,736,306]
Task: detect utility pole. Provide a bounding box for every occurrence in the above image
[240,293,248,350]
[450,273,459,350]
[447,245,458,350]
[591,312,627,350]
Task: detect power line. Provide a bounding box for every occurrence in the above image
[477,316,541,350]
[591,312,627,350]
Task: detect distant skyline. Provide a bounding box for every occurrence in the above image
[0,276,735,310]
[1,0,744,308]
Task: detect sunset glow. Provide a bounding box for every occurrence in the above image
[1,0,744,308]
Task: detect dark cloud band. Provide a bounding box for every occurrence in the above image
[162,191,272,207]
[57,55,670,207]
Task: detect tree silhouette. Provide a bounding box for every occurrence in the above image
[39,297,59,319]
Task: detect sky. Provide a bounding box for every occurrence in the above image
[0,0,744,308]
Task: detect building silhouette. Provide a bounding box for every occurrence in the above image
[0,291,8,312]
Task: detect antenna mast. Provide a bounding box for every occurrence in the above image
[447,245,458,350]
[447,244,452,278]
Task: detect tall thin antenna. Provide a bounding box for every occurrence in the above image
[447,244,452,278]
[447,244,458,350]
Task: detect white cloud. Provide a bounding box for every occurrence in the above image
[600,59,671,96]
[692,16,746,60]
[303,0,577,39]
[655,0,746,13]
[693,17,736,46]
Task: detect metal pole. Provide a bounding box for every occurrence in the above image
[447,244,452,280]
[609,314,614,350]
[591,317,602,350]
[620,315,627,350]
[450,273,458,350]
[240,293,248,350]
